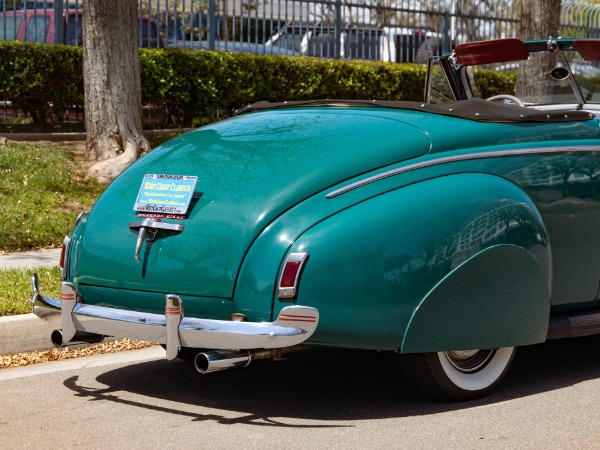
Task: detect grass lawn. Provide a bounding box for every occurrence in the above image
[0,142,105,252]
[0,141,104,316]
[0,267,60,316]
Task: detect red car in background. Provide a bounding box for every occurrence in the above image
[0,8,163,47]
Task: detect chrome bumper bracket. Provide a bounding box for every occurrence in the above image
[61,282,78,342]
[165,294,183,361]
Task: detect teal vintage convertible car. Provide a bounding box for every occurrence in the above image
[31,37,600,401]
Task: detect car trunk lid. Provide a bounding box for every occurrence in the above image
[76,107,430,299]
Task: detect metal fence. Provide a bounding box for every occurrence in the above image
[2,0,600,62]
[144,0,600,63]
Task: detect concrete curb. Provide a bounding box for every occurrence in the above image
[0,314,57,355]
[0,128,190,142]
[2,132,86,141]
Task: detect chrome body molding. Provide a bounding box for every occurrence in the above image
[326,145,600,198]
[30,274,319,359]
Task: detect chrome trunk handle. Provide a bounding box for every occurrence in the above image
[129,218,184,262]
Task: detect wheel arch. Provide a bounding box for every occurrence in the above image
[400,243,550,353]
[397,172,552,353]
[286,172,552,350]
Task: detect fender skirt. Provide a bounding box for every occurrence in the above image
[401,245,549,353]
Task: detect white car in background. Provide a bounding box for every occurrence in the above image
[264,22,444,63]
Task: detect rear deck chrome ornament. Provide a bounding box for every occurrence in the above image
[129,218,184,262]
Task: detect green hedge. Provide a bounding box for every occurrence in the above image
[0,41,515,127]
[0,42,83,124]
[139,49,429,125]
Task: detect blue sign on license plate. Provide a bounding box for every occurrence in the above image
[134,174,198,215]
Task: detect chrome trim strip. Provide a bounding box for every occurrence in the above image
[30,274,319,354]
[74,212,87,227]
[326,145,600,199]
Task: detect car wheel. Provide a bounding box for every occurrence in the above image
[399,347,516,401]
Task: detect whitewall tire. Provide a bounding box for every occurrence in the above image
[399,347,516,401]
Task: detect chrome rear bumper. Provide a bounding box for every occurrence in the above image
[30,274,319,361]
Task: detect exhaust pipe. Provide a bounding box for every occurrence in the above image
[194,350,251,374]
[51,329,105,348]
[194,347,305,374]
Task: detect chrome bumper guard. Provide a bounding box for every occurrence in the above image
[30,274,319,361]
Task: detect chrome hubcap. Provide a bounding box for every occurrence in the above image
[444,349,496,374]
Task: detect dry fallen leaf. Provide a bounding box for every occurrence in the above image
[0,339,157,369]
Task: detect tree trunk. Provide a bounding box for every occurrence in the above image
[516,0,562,99]
[519,0,561,40]
[83,0,150,183]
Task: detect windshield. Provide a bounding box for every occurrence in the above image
[464,50,593,106]
[566,52,600,103]
[449,37,600,108]
[267,31,303,52]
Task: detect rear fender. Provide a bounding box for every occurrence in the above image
[285,173,551,350]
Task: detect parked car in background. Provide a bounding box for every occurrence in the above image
[168,39,297,56]
[30,37,600,401]
[0,8,162,47]
[264,21,444,62]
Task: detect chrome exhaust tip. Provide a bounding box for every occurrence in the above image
[194,350,251,374]
[50,329,105,348]
[192,347,307,374]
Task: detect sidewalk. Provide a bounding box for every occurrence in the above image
[0,248,62,355]
[0,248,62,271]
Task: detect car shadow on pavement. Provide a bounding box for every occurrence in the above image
[62,334,600,425]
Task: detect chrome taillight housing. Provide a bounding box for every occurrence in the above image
[277,252,309,300]
[60,212,87,280]
[59,235,72,280]
[74,212,87,227]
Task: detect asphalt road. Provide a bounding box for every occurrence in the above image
[2,336,600,449]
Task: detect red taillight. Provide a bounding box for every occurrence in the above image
[59,245,66,270]
[280,261,302,288]
[278,252,308,300]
